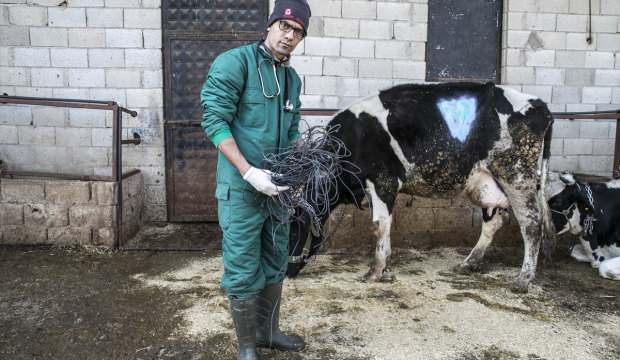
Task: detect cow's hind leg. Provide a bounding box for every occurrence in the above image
[498,180,543,293]
[458,208,506,273]
[363,180,396,282]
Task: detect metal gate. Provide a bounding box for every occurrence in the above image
[163,0,269,221]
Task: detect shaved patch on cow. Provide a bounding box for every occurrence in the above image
[437,96,477,142]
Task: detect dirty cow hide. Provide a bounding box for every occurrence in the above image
[288,82,555,293]
[549,173,620,280]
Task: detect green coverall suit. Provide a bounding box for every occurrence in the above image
[200,43,302,300]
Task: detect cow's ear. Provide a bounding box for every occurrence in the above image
[559,172,576,185]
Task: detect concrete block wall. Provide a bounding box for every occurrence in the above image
[0,171,143,247]
[0,0,165,222]
[501,0,620,176]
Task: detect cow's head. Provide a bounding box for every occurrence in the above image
[287,208,328,277]
[548,173,593,236]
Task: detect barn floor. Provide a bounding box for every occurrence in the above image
[0,231,618,359]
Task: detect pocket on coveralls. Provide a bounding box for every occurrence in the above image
[215,184,231,230]
[238,88,265,128]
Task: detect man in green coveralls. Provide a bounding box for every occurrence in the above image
[200,1,311,359]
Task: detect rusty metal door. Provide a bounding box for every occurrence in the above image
[163,0,268,221]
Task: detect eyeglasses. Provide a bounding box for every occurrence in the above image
[278,21,305,40]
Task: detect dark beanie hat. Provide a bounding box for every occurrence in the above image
[267,0,312,34]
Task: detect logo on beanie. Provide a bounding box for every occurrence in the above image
[284,8,292,15]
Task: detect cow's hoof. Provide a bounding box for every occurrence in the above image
[454,262,480,274]
[362,269,383,282]
[510,280,530,294]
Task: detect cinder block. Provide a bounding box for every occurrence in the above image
[71,147,109,168]
[551,86,580,103]
[15,87,53,98]
[578,155,613,173]
[92,181,117,205]
[393,22,426,42]
[375,41,410,59]
[69,28,105,48]
[566,33,597,50]
[30,27,68,47]
[550,138,563,156]
[377,2,411,21]
[18,126,55,145]
[601,0,620,15]
[31,68,65,87]
[593,139,615,155]
[92,227,114,247]
[0,48,10,66]
[69,108,106,127]
[580,120,611,139]
[304,37,340,57]
[549,155,579,172]
[585,52,615,68]
[553,119,581,138]
[122,146,164,167]
[0,125,17,144]
[613,87,620,104]
[342,0,376,19]
[69,205,114,228]
[105,69,141,88]
[125,49,161,68]
[392,205,434,232]
[143,29,161,49]
[53,88,90,100]
[86,8,123,28]
[595,69,620,86]
[536,68,564,85]
[290,56,322,75]
[359,20,391,40]
[340,39,373,58]
[307,17,323,37]
[0,26,29,46]
[522,85,552,103]
[0,67,28,86]
[1,180,45,203]
[141,0,161,8]
[24,204,68,227]
[524,13,557,31]
[68,0,105,6]
[504,66,535,84]
[359,58,392,78]
[91,128,112,147]
[306,0,341,17]
[67,69,105,88]
[0,6,8,25]
[51,48,88,68]
[412,3,427,22]
[142,69,162,88]
[538,32,567,50]
[88,48,125,68]
[557,14,587,32]
[46,181,91,205]
[13,48,50,67]
[106,29,143,48]
[555,51,585,68]
[434,208,472,230]
[123,172,143,201]
[126,88,163,107]
[506,30,530,48]
[525,49,555,67]
[56,127,92,146]
[582,87,612,104]
[392,60,425,80]
[0,204,23,225]
[565,68,594,86]
[49,7,86,27]
[123,8,160,29]
[48,226,92,246]
[563,138,593,155]
[323,57,356,76]
[591,15,618,32]
[0,225,47,244]
[565,103,596,112]
[569,0,601,14]
[0,106,31,126]
[9,5,46,26]
[359,78,392,96]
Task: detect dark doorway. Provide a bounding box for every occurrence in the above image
[163,0,269,222]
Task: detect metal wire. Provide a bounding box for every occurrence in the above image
[263,124,363,236]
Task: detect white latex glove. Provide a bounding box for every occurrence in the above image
[242,167,289,196]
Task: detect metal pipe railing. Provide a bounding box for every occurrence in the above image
[0,95,140,248]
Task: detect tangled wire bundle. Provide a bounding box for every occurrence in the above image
[263,124,362,234]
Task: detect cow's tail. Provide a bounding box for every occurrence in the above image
[539,120,557,261]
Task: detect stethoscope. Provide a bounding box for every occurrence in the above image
[255,42,294,112]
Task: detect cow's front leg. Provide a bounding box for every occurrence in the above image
[363,180,395,282]
[458,207,506,273]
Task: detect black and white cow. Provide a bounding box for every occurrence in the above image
[549,173,620,280]
[288,82,556,292]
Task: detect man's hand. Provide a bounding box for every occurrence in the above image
[242,167,289,196]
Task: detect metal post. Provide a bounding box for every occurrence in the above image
[614,114,620,179]
[112,105,123,248]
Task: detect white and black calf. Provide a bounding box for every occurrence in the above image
[288,82,555,292]
[549,173,620,280]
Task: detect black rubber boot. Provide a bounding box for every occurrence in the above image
[229,296,260,360]
[256,282,305,351]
